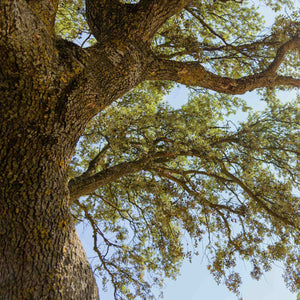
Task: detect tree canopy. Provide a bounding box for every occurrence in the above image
[56,0,298,299]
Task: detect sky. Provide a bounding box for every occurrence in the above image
[77,2,299,300]
[155,242,296,300]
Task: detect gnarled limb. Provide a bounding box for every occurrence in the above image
[147,36,300,94]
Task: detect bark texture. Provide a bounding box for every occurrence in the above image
[0,0,299,299]
[0,2,98,298]
[0,0,155,298]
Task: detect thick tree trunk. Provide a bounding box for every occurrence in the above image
[0,1,150,298]
[0,90,99,298]
[0,3,98,295]
[0,1,101,297]
[0,0,172,298]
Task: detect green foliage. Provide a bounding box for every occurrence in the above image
[71,81,299,299]
[57,0,300,299]
[151,0,298,78]
[55,0,88,41]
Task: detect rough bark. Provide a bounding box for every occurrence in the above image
[0,0,155,298]
[0,2,98,297]
[86,0,192,43]
[0,0,299,298]
[0,58,100,297]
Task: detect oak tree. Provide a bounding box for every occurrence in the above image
[1,0,299,299]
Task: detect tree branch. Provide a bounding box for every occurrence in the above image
[219,162,297,228]
[150,167,245,216]
[1,0,58,39]
[69,151,173,202]
[134,0,193,41]
[266,36,300,73]
[185,7,229,46]
[69,159,148,202]
[83,144,110,178]
[85,0,136,42]
[147,36,300,94]
[86,0,193,43]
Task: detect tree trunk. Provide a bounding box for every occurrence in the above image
[0,1,150,298]
[0,89,99,298]
[0,1,101,296]
[0,0,175,298]
[0,3,98,295]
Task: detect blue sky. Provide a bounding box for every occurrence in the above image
[159,250,296,300]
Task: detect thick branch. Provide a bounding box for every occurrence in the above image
[69,159,147,202]
[85,0,130,42]
[53,36,155,128]
[135,0,193,41]
[86,0,193,43]
[69,150,178,201]
[147,36,300,94]
[266,36,300,73]
[68,143,222,202]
